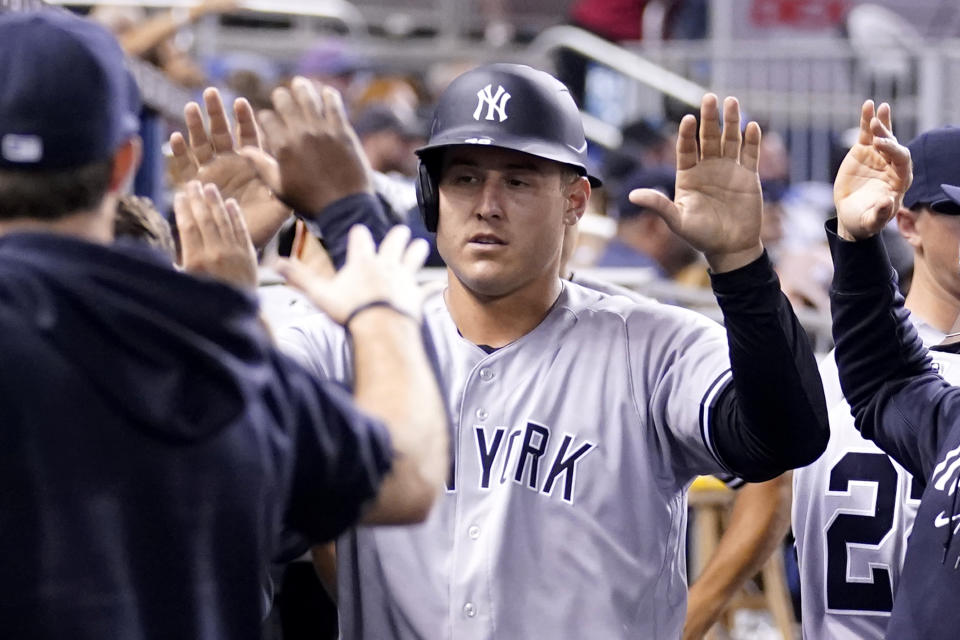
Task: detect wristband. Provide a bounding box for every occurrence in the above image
[343,300,417,329]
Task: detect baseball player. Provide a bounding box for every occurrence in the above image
[265,64,828,639]
[793,126,960,639]
[826,99,960,639]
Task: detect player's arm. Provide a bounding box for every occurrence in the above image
[632,94,829,480]
[828,100,960,479]
[683,474,792,640]
[279,225,449,526]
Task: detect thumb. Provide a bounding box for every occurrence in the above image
[239,146,282,193]
[276,258,334,311]
[629,188,679,224]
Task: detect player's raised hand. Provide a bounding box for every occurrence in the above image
[276,225,428,327]
[169,87,292,249]
[240,76,374,216]
[629,94,763,273]
[833,100,912,241]
[174,181,259,291]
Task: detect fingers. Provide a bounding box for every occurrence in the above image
[402,237,430,271]
[272,85,306,132]
[234,97,261,149]
[720,96,742,160]
[857,100,876,146]
[224,197,254,249]
[320,84,348,130]
[185,101,215,164]
[344,224,377,265]
[676,114,699,172]
[196,182,230,245]
[698,93,721,159]
[173,189,203,262]
[276,258,329,300]
[255,108,287,158]
[877,101,893,135]
[238,147,282,193]
[168,131,199,183]
[740,121,762,172]
[290,76,324,123]
[377,225,412,264]
[203,87,235,154]
[628,188,680,227]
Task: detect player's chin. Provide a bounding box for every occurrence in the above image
[451,262,517,298]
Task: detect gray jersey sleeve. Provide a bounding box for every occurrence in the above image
[624,302,733,483]
[275,313,353,384]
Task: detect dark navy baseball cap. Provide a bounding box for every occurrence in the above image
[0,11,141,170]
[902,127,960,212]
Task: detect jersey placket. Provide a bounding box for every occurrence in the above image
[449,357,500,639]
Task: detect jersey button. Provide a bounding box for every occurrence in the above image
[468,525,481,539]
[463,602,477,618]
[475,408,489,421]
[479,368,494,381]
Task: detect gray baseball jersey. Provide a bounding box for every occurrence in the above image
[792,323,957,639]
[279,280,735,639]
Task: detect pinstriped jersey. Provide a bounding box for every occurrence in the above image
[792,324,960,640]
[279,280,735,640]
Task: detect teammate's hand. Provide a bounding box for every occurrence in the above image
[833,100,912,241]
[174,181,259,291]
[240,76,374,216]
[276,225,428,326]
[629,94,763,273]
[169,87,292,249]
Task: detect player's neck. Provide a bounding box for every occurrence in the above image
[0,204,114,245]
[904,260,960,333]
[444,272,563,349]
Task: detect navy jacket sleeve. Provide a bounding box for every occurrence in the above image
[300,193,392,269]
[707,250,829,481]
[278,356,394,543]
[827,218,959,481]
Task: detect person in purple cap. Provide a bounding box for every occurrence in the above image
[0,10,447,639]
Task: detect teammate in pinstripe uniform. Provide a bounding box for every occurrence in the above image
[267,64,828,639]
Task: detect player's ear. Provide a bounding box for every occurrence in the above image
[109,136,143,193]
[895,207,922,249]
[563,175,590,226]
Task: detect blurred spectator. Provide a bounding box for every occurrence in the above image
[595,167,697,277]
[296,40,365,106]
[355,76,422,115]
[91,0,237,88]
[353,104,426,177]
[601,118,678,189]
[209,52,282,111]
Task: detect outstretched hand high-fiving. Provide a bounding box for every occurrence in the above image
[629,94,763,273]
[833,100,912,241]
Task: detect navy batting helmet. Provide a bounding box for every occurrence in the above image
[415,63,601,232]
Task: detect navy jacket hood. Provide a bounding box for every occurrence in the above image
[0,232,271,442]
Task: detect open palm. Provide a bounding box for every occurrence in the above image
[170,87,291,249]
[833,101,911,240]
[630,94,763,273]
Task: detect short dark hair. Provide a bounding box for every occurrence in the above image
[0,160,113,221]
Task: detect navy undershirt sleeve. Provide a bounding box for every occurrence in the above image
[707,251,829,481]
[300,193,392,269]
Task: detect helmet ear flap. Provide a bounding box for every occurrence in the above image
[416,161,440,233]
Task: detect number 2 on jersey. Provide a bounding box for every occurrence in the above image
[824,451,921,613]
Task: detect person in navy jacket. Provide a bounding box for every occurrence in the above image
[828,99,960,639]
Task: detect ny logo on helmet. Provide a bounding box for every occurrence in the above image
[474,84,511,122]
